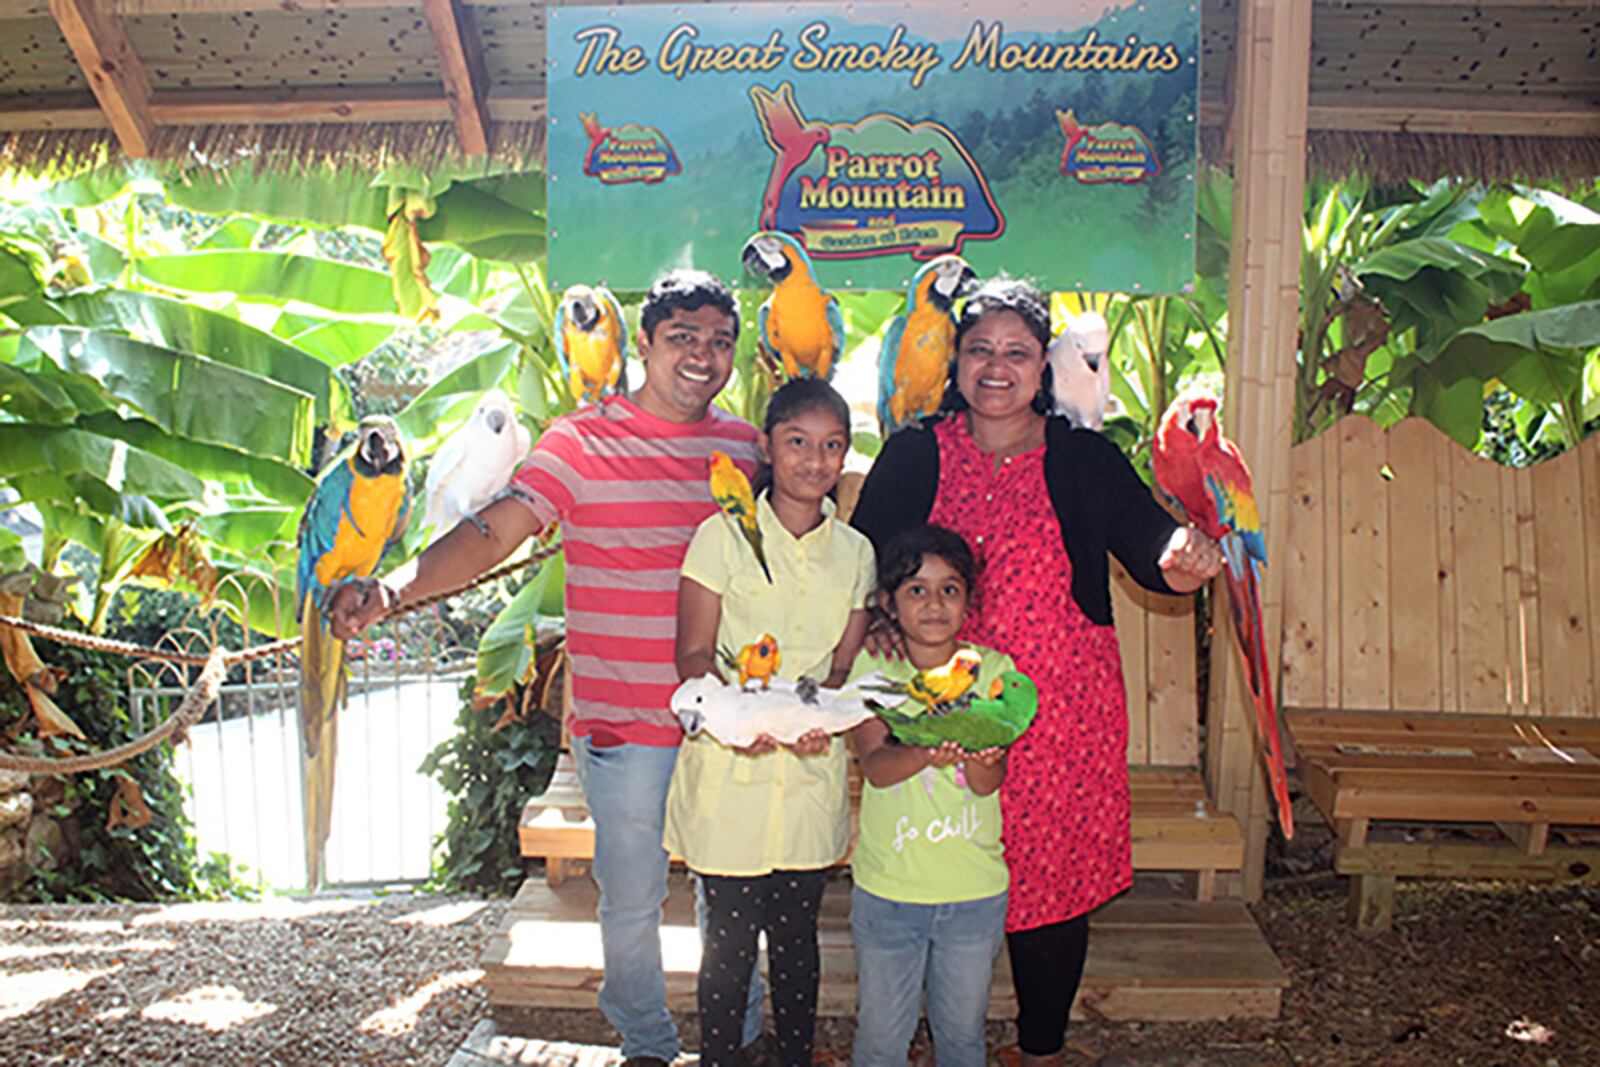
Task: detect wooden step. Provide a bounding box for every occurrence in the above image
[481,874,1287,1031]
[520,759,1245,890]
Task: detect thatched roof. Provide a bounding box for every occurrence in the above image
[1,0,1597,180]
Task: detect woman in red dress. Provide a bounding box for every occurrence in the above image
[851,279,1222,1066]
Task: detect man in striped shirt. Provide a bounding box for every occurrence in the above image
[332,270,762,1066]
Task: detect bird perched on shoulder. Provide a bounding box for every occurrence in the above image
[870,671,1038,752]
[421,389,531,542]
[741,231,843,381]
[1152,392,1292,839]
[708,449,772,582]
[1049,310,1113,430]
[297,415,410,885]
[720,634,782,690]
[555,284,628,406]
[878,254,976,436]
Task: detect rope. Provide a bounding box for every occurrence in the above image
[0,541,562,774]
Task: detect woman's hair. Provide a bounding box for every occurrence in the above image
[876,524,977,601]
[940,276,1055,416]
[639,269,739,341]
[751,376,852,496]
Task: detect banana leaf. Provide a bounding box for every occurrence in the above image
[393,340,519,449]
[1434,300,1600,406]
[21,326,315,467]
[45,289,352,426]
[475,550,566,700]
[0,423,205,501]
[136,251,396,315]
[75,412,315,506]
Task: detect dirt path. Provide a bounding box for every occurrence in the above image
[1,882,1595,1065]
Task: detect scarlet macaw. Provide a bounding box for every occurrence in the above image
[1152,393,1293,838]
[708,449,772,582]
[297,415,411,884]
[741,231,843,381]
[421,389,531,542]
[1049,311,1113,430]
[877,254,976,436]
[554,284,628,406]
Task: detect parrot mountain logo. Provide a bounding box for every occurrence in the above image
[750,82,1003,261]
[1057,109,1161,185]
[580,111,682,184]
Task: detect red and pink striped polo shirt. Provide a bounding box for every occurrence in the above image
[509,396,761,746]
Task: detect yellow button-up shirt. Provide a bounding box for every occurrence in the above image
[664,494,876,876]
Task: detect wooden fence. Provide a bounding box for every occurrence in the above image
[1112,564,1200,765]
[1281,417,1600,718]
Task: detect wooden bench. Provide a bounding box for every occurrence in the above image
[520,754,1245,898]
[1288,709,1600,930]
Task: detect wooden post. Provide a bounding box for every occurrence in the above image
[49,0,153,157]
[1204,0,1312,901]
[422,0,492,155]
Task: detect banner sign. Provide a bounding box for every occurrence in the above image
[547,2,1199,294]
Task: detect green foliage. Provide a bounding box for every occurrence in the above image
[418,677,559,897]
[0,639,254,902]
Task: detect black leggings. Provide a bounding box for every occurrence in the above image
[1006,914,1091,1056]
[698,869,828,1067]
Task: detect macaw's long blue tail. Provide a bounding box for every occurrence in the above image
[299,591,346,887]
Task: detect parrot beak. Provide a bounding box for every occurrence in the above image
[571,298,599,331]
[678,703,705,737]
[486,408,507,434]
[741,235,789,283]
[1189,404,1215,439]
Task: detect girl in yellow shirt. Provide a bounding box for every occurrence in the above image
[665,377,875,1067]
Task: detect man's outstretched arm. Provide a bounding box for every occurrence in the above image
[329,496,544,639]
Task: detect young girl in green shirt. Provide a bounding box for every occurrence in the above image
[849,524,1019,1067]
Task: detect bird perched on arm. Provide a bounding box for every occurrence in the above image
[1152,393,1293,838]
[421,389,531,542]
[709,449,772,582]
[1049,310,1113,430]
[555,284,628,406]
[878,254,976,436]
[902,647,984,709]
[741,231,843,381]
[297,415,411,884]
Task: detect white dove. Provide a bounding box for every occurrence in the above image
[1049,310,1113,431]
[671,673,889,748]
[421,389,532,540]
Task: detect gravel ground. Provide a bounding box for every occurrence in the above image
[0,893,505,1066]
[2,881,1596,1066]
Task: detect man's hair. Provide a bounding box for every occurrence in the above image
[639,269,740,341]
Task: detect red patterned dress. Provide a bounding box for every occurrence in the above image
[927,417,1131,933]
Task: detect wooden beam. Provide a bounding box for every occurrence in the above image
[0,92,106,131]
[48,0,153,156]
[148,85,452,125]
[1199,97,1600,138]
[421,0,490,154]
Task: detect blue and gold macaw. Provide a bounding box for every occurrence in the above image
[554,285,628,406]
[741,231,843,381]
[877,254,975,436]
[296,415,410,885]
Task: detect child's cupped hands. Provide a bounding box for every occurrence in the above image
[786,728,831,757]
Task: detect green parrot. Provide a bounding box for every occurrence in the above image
[868,670,1038,752]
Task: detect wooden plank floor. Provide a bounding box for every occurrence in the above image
[482,873,1287,1029]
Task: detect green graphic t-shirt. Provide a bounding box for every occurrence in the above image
[848,646,1013,904]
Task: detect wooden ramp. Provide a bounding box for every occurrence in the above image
[481,874,1287,1032]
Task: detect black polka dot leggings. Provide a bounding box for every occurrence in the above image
[697,869,828,1067]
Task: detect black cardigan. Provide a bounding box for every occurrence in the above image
[849,415,1178,627]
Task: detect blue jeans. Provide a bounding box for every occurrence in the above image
[571,735,764,1060]
[850,885,1007,1067]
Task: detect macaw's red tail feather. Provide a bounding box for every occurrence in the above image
[1222,552,1295,839]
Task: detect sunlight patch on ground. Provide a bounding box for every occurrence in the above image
[359,968,483,1036]
[390,901,487,928]
[0,966,116,1020]
[141,985,276,1031]
[126,898,367,927]
[0,937,173,962]
[0,919,129,935]
[94,1006,131,1022]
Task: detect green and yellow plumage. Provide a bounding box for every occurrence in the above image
[708,449,771,582]
[869,671,1038,752]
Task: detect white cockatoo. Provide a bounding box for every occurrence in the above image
[421,389,532,540]
[671,673,890,748]
[1049,310,1113,430]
